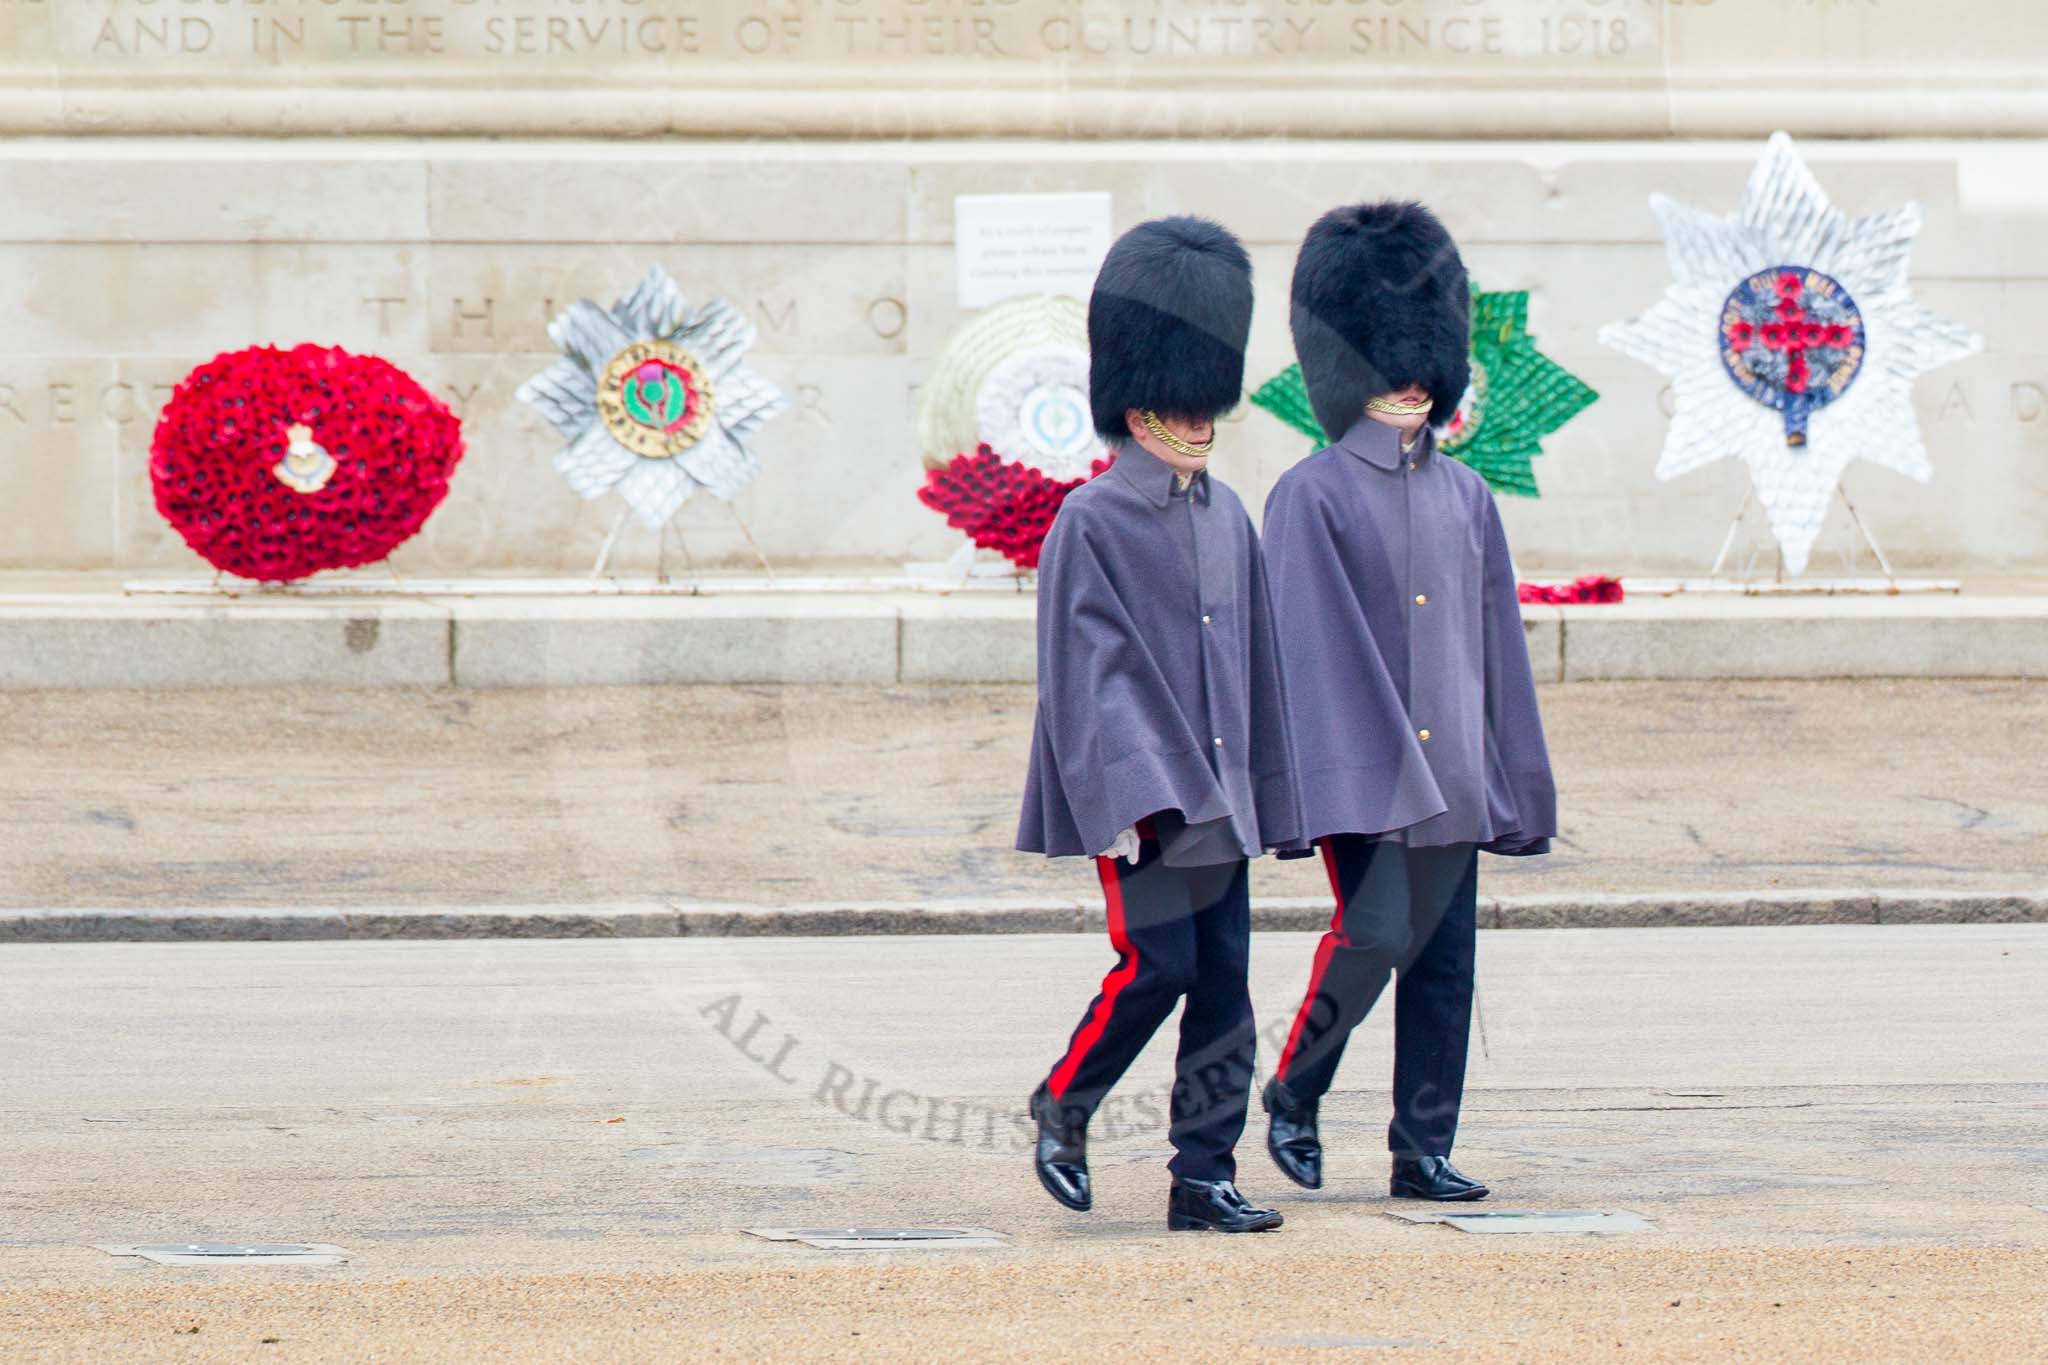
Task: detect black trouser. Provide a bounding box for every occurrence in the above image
[1042,835,1255,1183]
[1272,836,1479,1159]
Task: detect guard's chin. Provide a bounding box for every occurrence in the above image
[1366,410,1429,437]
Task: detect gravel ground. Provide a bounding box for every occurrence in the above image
[2,679,2045,909]
[5,1245,2046,1363]
[3,930,2044,1360]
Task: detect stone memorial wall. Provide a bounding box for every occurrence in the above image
[5,0,2043,137]
[1,0,2044,576]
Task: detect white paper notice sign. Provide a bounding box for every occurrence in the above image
[954,192,1113,309]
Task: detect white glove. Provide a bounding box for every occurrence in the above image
[1100,826,1141,864]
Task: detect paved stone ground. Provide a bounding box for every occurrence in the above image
[2,680,2044,911]
[1,927,2043,1359]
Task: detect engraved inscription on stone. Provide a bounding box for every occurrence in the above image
[48,0,1669,69]
[8,0,2034,140]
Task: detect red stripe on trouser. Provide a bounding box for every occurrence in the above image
[1274,836,1349,1081]
[1046,855,1141,1101]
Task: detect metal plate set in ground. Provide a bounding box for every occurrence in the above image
[743,1227,1006,1251]
[99,1242,351,1266]
[1255,1334,1444,1351]
[1388,1210,1654,1236]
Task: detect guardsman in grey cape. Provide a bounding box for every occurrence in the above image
[1018,216,1302,1234]
[1260,202,1557,1203]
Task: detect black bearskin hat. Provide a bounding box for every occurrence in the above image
[1087,216,1254,440]
[1289,200,1471,440]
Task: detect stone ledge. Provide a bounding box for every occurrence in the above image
[2,589,2045,687]
[448,596,905,686]
[0,601,451,689]
[1558,596,2048,681]
[897,596,1035,685]
[4,891,2039,943]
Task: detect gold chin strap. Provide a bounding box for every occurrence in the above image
[1366,395,1434,417]
[1140,410,1215,459]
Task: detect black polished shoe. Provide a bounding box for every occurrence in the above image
[1029,1084,1091,1211]
[1390,1155,1489,1202]
[1167,1178,1284,1233]
[1262,1076,1323,1190]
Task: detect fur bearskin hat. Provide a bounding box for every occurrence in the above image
[1087,216,1254,441]
[1289,200,1471,441]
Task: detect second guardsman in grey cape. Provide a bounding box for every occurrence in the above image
[1260,202,1558,1203]
[1019,216,1303,1234]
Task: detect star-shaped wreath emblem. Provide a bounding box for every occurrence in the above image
[1250,285,1596,497]
[1599,132,1982,575]
[518,266,788,529]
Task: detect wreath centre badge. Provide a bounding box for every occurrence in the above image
[272,422,338,495]
[973,344,1099,480]
[1718,267,1866,446]
[596,340,717,460]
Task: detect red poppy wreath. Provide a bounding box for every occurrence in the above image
[917,445,1114,571]
[150,344,465,582]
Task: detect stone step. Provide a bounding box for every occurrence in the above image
[5,890,2042,943]
[2,584,2045,687]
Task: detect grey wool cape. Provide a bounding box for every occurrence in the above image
[1017,447,1305,867]
[1261,417,1556,855]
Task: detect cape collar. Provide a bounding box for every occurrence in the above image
[1112,441,1211,507]
[1335,415,1436,472]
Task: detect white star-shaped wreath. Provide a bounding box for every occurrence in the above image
[519,266,788,529]
[1600,132,1981,574]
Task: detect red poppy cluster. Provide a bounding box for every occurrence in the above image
[1517,574,1624,606]
[1729,318,1856,353]
[917,445,1115,570]
[1724,272,1858,397]
[150,344,465,582]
